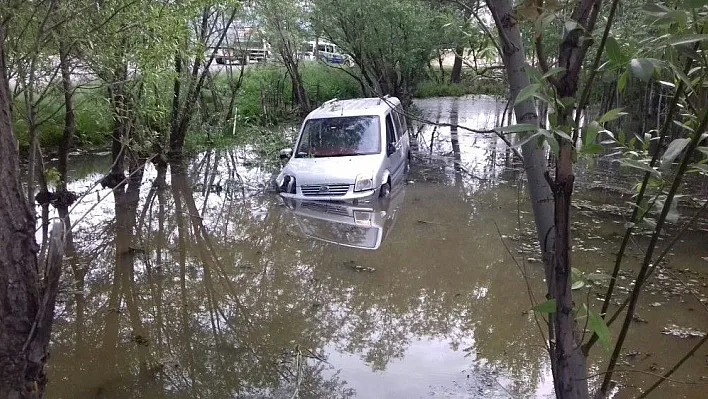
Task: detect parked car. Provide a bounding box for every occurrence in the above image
[300,40,354,67]
[276,96,410,202]
[281,183,405,250]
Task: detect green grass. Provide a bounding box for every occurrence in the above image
[11,63,360,155]
[229,62,362,125]
[14,87,113,154]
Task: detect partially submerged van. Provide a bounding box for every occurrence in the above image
[276,96,410,201]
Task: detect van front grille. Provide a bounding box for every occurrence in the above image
[301,184,350,197]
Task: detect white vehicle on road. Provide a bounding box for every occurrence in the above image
[301,40,353,66]
[276,96,410,202]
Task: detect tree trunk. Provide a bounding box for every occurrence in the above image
[168,8,237,158]
[544,0,602,395]
[450,46,464,84]
[0,24,63,398]
[437,52,445,83]
[486,1,591,397]
[283,52,310,116]
[58,39,75,191]
[486,0,555,267]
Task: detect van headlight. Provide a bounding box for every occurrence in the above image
[354,173,374,192]
[275,172,285,188]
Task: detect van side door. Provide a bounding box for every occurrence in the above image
[385,113,403,177]
[393,105,409,160]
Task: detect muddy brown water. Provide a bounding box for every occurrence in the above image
[45,96,707,398]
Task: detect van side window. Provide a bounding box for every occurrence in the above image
[385,114,397,145]
[392,107,404,136]
[395,106,407,134]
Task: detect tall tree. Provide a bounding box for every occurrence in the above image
[255,0,311,115]
[0,21,64,398]
[313,0,455,106]
[485,0,605,396]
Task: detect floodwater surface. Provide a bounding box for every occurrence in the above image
[46,96,708,398]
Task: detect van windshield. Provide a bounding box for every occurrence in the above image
[295,116,381,157]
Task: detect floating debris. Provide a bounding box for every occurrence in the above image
[649,302,662,307]
[661,324,706,339]
[343,261,376,273]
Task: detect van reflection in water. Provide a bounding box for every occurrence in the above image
[281,185,405,250]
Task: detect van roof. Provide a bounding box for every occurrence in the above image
[306,97,401,119]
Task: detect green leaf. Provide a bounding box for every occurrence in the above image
[619,159,660,177]
[554,129,573,142]
[543,67,566,79]
[583,121,601,146]
[512,131,544,148]
[654,10,690,26]
[691,163,708,175]
[525,63,544,84]
[669,63,694,89]
[673,120,695,133]
[660,138,690,169]
[598,108,627,124]
[642,3,671,17]
[532,299,557,314]
[546,134,560,158]
[572,280,585,290]
[630,58,655,81]
[667,34,708,46]
[588,308,612,351]
[534,10,557,33]
[697,146,708,157]
[498,123,538,133]
[618,70,629,94]
[605,36,625,66]
[580,144,604,155]
[515,83,541,105]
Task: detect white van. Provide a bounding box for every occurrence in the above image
[276,96,410,202]
[300,40,353,66]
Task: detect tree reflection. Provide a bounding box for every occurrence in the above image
[48,152,549,398]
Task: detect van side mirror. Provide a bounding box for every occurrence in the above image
[386,143,396,156]
[279,148,293,160]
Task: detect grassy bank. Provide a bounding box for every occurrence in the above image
[13,62,504,157]
[414,68,507,98]
[12,62,361,156]
[13,87,113,153]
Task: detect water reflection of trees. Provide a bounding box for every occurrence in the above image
[413,96,521,197]
[48,149,549,397]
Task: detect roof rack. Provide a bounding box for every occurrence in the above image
[320,98,339,108]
